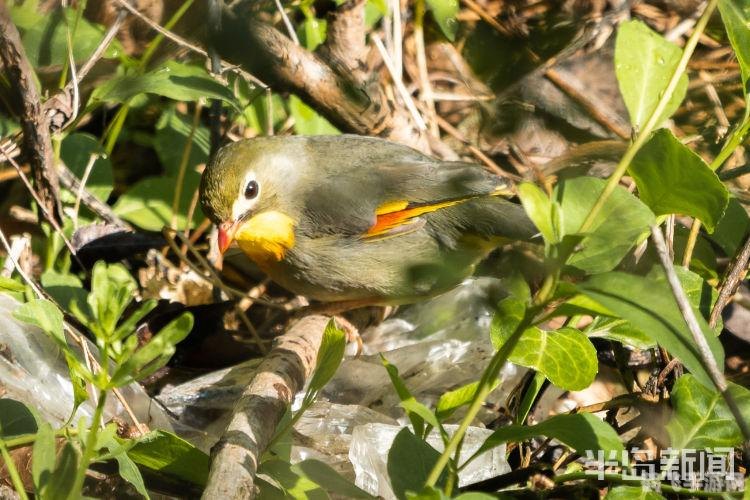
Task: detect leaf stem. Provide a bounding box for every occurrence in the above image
[578,0,718,234]
[70,389,107,495]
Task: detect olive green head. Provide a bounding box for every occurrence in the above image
[199,136,309,226]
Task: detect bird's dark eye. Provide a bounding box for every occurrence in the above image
[244,180,259,200]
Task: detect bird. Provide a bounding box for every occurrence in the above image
[199,135,536,308]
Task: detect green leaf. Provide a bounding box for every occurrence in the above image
[32,422,56,495]
[96,426,150,498]
[13,299,66,345]
[12,6,122,68]
[60,133,114,203]
[710,197,750,255]
[293,459,375,498]
[382,356,426,437]
[425,0,459,41]
[584,317,654,350]
[491,324,597,391]
[113,172,201,231]
[259,458,327,499]
[577,271,724,389]
[154,106,211,177]
[87,261,137,337]
[436,380,497,421]
[41,270,87,314]
[719,0,750,92]
[110,313,192,387]
[127,430,210,486]
[606,486,665,500]
[46,442,79,500]
[308,319,347,394]
[112,452,149,499]
[473,413,623,461]
[0,276,25,293]
[90,61,238,108]
[615,20,688,128]
[0,399,38,438]
[490,297,526,346]
[555,177,655,274]
[629,129,729,232]
[387,428,447,500]
[290,95,340,135]
[667,373,750,449]
[516,371,546,425]
[518,182,556,244]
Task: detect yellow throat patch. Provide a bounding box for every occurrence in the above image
[235,210,296,263]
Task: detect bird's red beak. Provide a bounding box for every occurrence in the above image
[218,221,237,254]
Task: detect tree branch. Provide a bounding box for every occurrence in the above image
[0,2,61,221]
[202,315,330,498]
[213,4,426,149]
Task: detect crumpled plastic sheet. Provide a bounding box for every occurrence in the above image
[156,278,522,494]
[350,423,509,498]
[0,293,206,446]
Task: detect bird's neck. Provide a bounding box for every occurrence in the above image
[235,210,296,264]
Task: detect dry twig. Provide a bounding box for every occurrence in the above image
[0,2,61,221]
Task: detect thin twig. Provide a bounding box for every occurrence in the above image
[650,225,750,456]
[273,0,300,45]
[372,34,427,131]
[709,233,750,327]
[112,0,267,89]
[435,115,521,180]
[0,142,84,268]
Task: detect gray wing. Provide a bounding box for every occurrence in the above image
[298,157,509,237]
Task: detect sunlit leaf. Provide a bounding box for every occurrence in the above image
[555,177,655,274]
[91,61,238,108]
[719,0,750,92]
[491,323,597,391]
[472,413,623,462]
[615,20,688,128]
[667,374,750,449]
[629,129,729,232]
[425,0,459,41]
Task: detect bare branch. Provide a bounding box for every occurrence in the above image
[203,315,330,498]
[214,6,426,148]
[0,2,61,221]
[650,225,750,454]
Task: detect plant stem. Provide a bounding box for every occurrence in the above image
[424,309,536,488]
[4,429,80,450]
[578,0,718,234]
[0,438,29,500]
[554,472,740,498]
[170,103,202,230]
[650,225,750,458]
[70,389,107,495]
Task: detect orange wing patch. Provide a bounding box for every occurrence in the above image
[366,185,515,239]
[366,199,465,238]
